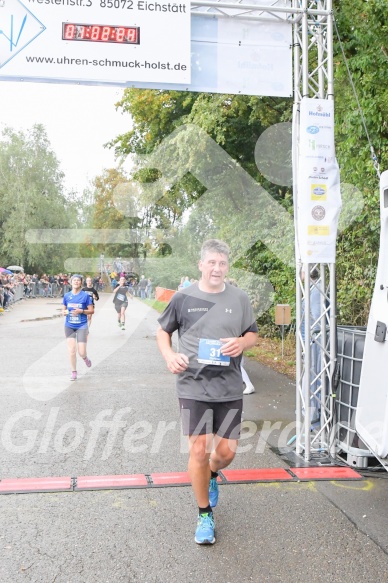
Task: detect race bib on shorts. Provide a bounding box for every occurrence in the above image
[197,339,230,366]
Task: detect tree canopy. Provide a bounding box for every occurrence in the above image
[0,125,80,274]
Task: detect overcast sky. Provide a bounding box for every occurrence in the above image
[1,81,130,193]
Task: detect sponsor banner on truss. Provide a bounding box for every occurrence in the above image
[296,98,342,263]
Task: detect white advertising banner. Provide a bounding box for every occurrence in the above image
[123,16,292,97]
[0,0,191,84]
[214,18,292,97]
[296,98,342,263]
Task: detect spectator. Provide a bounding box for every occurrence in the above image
[18,273,29,298]
[2,275,15,310]
[57,273,64,296]
[146,278,153,299]
[63,274,70,295]
[138,275,148,299]
[0,277,5,311]
[182,276,191,289]
[39,274,49,297]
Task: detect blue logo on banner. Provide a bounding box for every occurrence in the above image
[0,0,46,69]
[307,126,319,134]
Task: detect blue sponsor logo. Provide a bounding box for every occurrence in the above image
[307,126,319,134]
[313,187,326,196]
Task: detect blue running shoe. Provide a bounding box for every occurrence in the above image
[195,512,215,545]
[209,477,219,508]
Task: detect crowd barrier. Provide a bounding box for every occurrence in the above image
[28,283,71,298]
[2,280,108,307]
[13,283,25,302]
[0,283,24,310]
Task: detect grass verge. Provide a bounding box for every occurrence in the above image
[244,335,296,379]
[142,298,168,313]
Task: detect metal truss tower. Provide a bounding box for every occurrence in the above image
[292,0,336,461]
[191,0,336,460]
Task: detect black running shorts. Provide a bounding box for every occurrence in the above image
[179,398,242,439]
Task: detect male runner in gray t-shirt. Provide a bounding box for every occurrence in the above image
[157,239,258,545]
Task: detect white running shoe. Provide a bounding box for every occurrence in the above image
[243,383,255,395]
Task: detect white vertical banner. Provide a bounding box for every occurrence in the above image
[292,102,301,262]
[296,98,342,263]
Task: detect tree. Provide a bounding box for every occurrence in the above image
[333,0,388,324]
[0,125,80,273]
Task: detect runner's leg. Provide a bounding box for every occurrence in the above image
[66,337,77,371]
[77,341,87,360]
[209,435,238,473]
[188,433,214,508]
[76,328,90,363]
[210,400,241,471]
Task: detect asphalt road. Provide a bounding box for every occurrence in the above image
[1,296,388,583]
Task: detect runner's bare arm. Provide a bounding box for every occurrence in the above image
[156,327,189,374]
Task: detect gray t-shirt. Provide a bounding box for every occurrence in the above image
[158,282,258,402]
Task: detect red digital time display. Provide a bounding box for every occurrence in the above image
[62,23,140,45]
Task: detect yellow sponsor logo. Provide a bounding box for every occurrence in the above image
[311,184,327,200]
[308,225,330,236]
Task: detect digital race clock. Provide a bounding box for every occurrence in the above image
[62,23,140,45]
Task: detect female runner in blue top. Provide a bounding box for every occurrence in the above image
[63,274,94,381]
